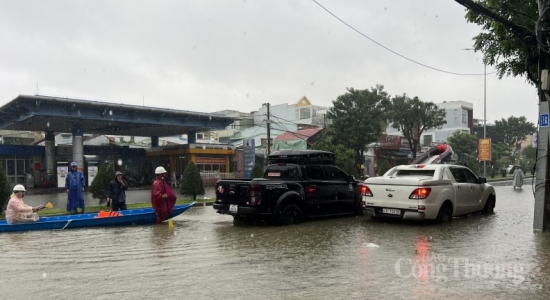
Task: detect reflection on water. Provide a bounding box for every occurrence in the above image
[1,184,550,299]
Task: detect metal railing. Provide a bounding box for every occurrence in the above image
[200,171,236,185]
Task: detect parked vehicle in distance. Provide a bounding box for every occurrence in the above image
[361,164,496,223]
[505,165,517,174]
[213,150,363,225]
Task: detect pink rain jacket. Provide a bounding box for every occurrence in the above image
[5,195,34,224]
[151,178,177,224]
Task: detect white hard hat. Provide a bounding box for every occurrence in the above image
[155,166,167,174]
[13,184,26,192]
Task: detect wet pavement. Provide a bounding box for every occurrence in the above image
[1,178,550,300]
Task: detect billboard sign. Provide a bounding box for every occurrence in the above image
[478,138,491,162]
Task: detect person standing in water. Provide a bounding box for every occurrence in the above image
[151,166,177,224]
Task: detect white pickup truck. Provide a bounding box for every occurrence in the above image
[361,164,496,222]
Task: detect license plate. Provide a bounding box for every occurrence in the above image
[229,204,238,213]
[382,208,401,215]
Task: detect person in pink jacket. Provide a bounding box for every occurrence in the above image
[5,184,44,224]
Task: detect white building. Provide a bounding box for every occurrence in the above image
[252,96,329,128]
[385,100,473,147]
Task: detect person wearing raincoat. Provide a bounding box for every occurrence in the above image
[107,171,128,211]
[512,166,525,189]
[66,161,86,214]
[5,184,44,224]
[151,166,177,224]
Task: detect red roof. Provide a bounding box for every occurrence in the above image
[274,128,322,141]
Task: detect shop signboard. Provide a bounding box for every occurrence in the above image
[478,138,491,162]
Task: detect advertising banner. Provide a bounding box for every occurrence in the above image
[478,138,491,162]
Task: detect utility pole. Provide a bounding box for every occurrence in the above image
[534,0,550,231]
[483,62,487,178]
[266,103,271,156]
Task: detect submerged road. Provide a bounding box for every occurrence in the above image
[2,178,548,299]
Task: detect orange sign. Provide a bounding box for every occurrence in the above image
[478,138,491,161]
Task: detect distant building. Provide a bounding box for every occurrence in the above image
[252,96,330,128]
[385,100,473,147]
[272,127,324,151]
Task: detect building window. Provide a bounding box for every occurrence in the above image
[423,135,433,146]
[462,110,467,124]
[260,138,273,147]
[300,107,311,119]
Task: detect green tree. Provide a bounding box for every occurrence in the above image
[311,131,355,167]
[523,144,536,161]
[250,163,264,178]
[389,95,447,159]
[491,142,512,167]
[377,159,392,176]
[0,162,11,212]
[180,162,205,200]
[88,162,114,203]
[522,144,537,173]
[488,116,536,159]
[456,0,538,84]
[447,131,478,163]
[326,85,391,172]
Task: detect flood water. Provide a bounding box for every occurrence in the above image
[2,179,550,300]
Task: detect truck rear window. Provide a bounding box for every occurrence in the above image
[395,170,435,177]
[264,166,300,179]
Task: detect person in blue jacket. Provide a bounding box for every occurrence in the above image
[65,161,86,214]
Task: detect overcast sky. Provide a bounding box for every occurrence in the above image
[0,0,540,125]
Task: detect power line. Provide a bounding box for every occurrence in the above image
[312,0,496,76]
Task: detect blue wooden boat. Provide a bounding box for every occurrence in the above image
[0,203,195,233]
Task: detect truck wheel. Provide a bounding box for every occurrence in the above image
[278,204,303,225]
[436,205,452,223]
[232,215,245,221]
[481,197,495,214]
[355,200,364,216]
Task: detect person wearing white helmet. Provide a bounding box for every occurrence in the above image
[151,166,177,223]
[5,184,44,224]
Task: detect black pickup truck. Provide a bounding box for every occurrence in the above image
[213,150,363,225]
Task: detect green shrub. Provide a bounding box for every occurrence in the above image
[180,161,205,200]
[377,159,391,176]
[250,163,264,178]
[88,162,114,203]
[0,162,10,212]
[343,159,359,178]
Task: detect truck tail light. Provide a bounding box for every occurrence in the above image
[250,185,261,205]
[409,188,431,199]
[361,185,373,197]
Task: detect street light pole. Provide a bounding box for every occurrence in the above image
[463,48,487,177]
[483,62,487,178]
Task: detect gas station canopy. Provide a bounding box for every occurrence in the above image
[0,95,237,137]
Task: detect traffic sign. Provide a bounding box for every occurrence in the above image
[540,114,549,127]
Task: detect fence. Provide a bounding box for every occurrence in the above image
[200,171,236,185]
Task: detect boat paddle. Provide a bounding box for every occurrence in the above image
[35,202,53,211]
